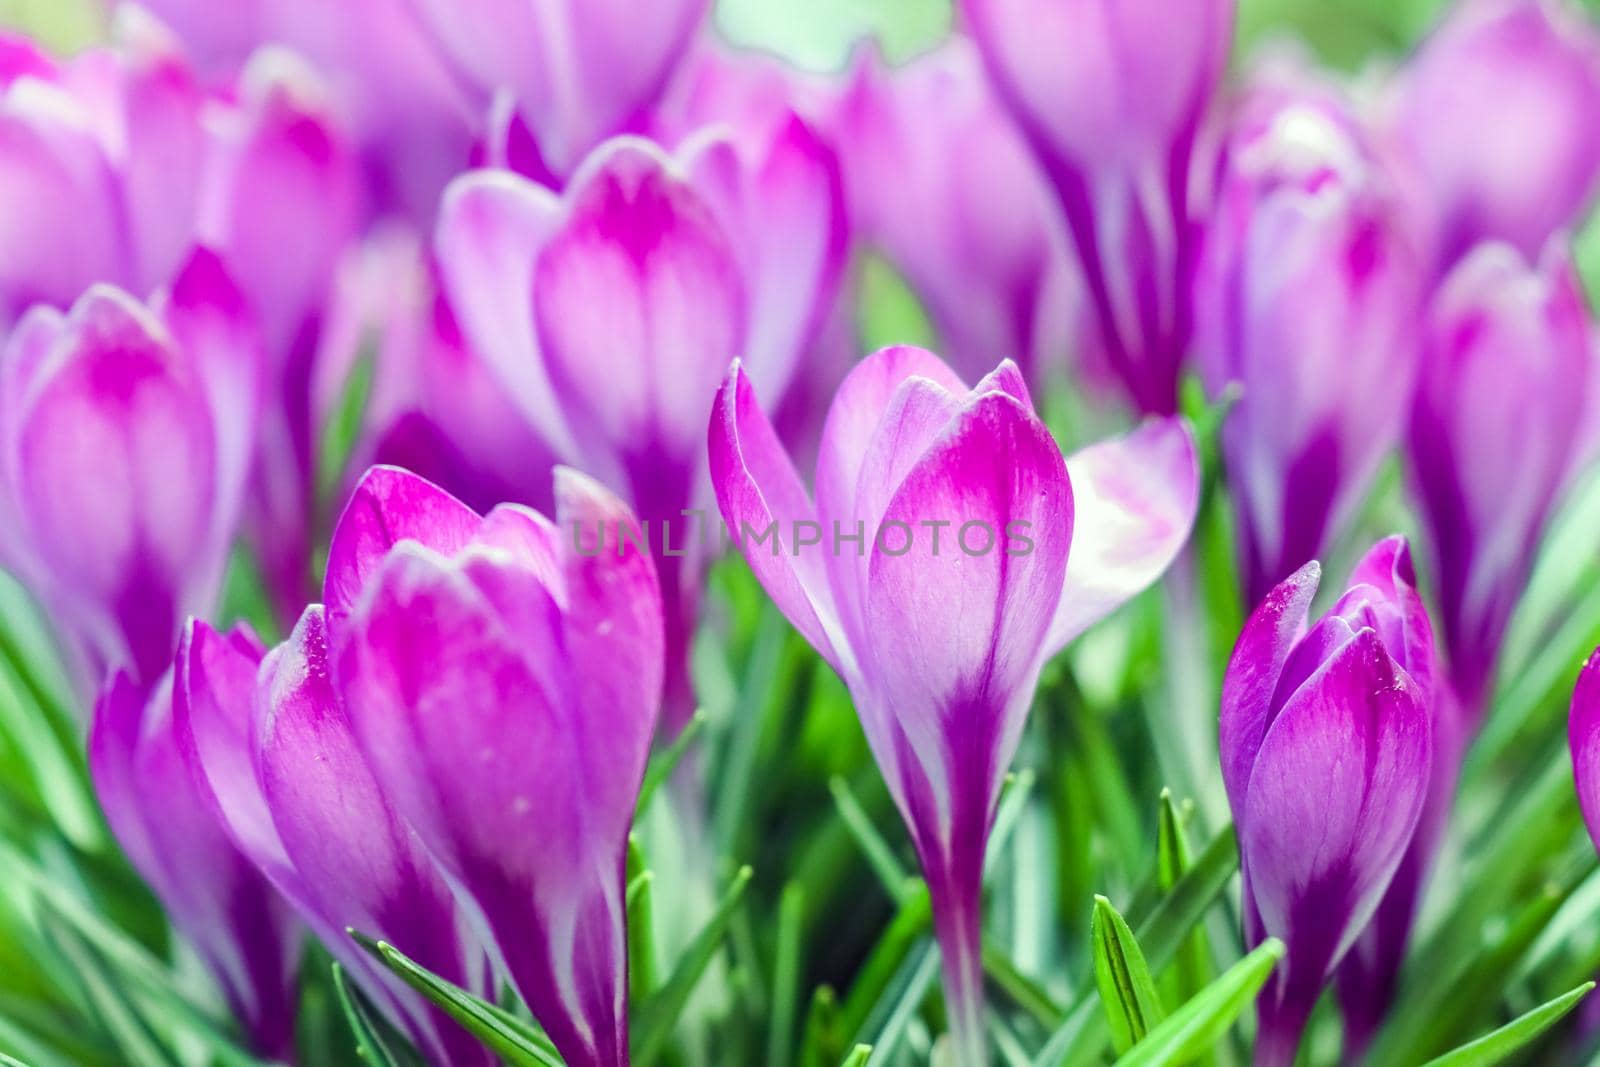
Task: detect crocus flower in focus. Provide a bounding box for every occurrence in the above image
[831,38,1085,388]
[177,614,496,1066]
[405,0,707,178]
[1221,538,1434,1067]
[438,136,793,731]
[1388,0,1600,276]
[90,663,298,1059]
[710,345,1198,1065]
[331,465,663,1067]
[962,0,1235,414]
[1409,240,1593,721]
[0,254,262,689]
[1196,67,1422,604]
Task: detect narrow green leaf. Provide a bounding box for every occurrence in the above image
[855,942,939,1060]
[798,985,842,1067]
[331,962,426,1067]
[839,1045,872,1067]
[316,349,374,504]
[1033,823,1239,1067]
[1155,790,1214,1062]
[350,931,563,1067]
[1113,938,1284,1067]
[626,837,656,1004]
[636,710,706,816]
[767,883,807,1067]
[631,865,753,1067]
[829,776,912,902]
[1419,981,1594,1067]
[1092,896,1167,1053]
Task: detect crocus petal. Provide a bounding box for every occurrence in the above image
[553,468,665,809]
[324,464,482,628]
[256,607,494,1067]
[1218,561,1320,814]
[339,545,630,1067]
[1048,417,1199,650]
[1241,629,1430,1011]
[533,138,743,480]
[814,344,967,537]
[709,360,845,671]
[1346,534,1435,700]
[200,50,362,357]
[175,620,295,885]
[434,170,572,454]
[1570,648,1600,851]
[862,390,1073,816]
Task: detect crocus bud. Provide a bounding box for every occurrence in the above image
[831,38,1083,388]
[437,137,746,731]
[1196,68,1423,604]
[404,0,706,175]
[1389,0,1600,274]
[710,345,1198,1065]
[0,254,263,689]
[89,662,298,1060]
[331,465,663,1067]
[1409,241,1592,718]
[1220,537,1434,1067]
[176,614,495,1067]
[962,0,1235,413]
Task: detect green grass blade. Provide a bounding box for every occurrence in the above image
[1419,982,1595,1067]
[1113,938,1283,1067]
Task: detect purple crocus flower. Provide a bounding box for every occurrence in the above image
[0,17,365,623]
[1387,0,1600,276]
[962,0,1235,414]
[1409,240,1593,720]
[89,661,298,1060]
[1221,537,1434,1067]
[136,0,477,220]
[710,345,1198,1065]
[176,614,496,1066]
[831,38,1086,389]
[330,465,663,1067]
[1196,67,1423,604]
[0,254,262,690]
[404,0,707,178]
[438,131,841,731]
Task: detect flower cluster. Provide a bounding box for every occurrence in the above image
[2,1,1600,1066]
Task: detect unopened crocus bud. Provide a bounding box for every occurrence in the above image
[90,660,298,1059]
[176,614,495,1066]
[332,465,663,1067]
[1221,538,1434,1067]
[404,0,706,175]
[437,137,749,731]
[832,38,1083,388]
[0,254,262,689]
[962,0,1235,413]
[1409,241,1592,718]
[1196,68,1423,604]
[710,345,1198,1066]
[1389,0,1600,274]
